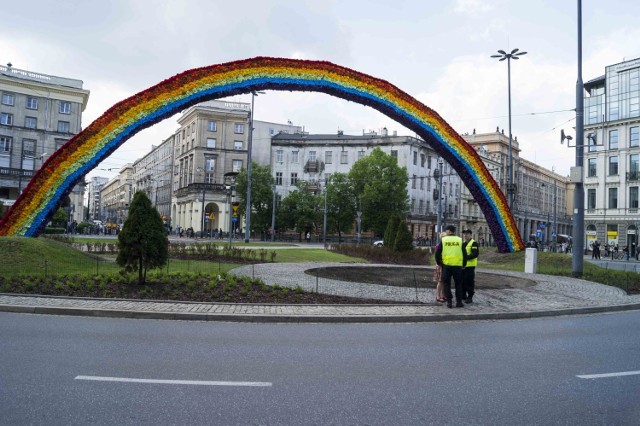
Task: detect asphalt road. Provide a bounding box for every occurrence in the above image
[2,311,640,425]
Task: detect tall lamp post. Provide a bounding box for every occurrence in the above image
[435,161,444,244]
[491,48,527,209]
[245,90,265,243]
[271,184,276,242]
[573,0,585,276]
[224,172,238,247]
[322,176,331,246]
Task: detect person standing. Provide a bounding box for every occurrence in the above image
[435,225,466,308]
[461,229,479,304]
[433,232,447,303]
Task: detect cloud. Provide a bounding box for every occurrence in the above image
[453,0,494,15]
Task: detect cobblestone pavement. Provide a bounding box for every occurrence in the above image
[1,263,639,323]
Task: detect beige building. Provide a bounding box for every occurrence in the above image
[1,63,90,222]
[100,164,133,225]
[462,130,572,248]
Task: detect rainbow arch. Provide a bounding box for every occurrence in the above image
[0,57,524,252]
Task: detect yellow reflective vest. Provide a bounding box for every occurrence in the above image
[441,235,464,266]
[464,238,478,267]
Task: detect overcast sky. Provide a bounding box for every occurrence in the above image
[3,0,640,180]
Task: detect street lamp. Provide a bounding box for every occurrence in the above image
[224,172,239,247]
[435,160,444,244]
[245,90,266,243]
[573,0,585,276]
[323,176,331,246]
[491,48,527,209]
[271,184,276,242]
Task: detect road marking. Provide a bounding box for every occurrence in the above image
[75,375,272,387]
[577,370,640,379]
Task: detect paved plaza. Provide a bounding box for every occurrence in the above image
[1,262,639,323]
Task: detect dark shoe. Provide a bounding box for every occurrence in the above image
[447,300,452,309]
[464,297,473,304]
[455,302,464,308]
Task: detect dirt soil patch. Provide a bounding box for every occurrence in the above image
[306,266,535,290]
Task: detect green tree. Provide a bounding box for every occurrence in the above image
[326,173,357,240]
[234,162,276,237]
[52,207,68,228]
[117,191,168,284]
[280,182,322,239]
[394,219,414,251]
[384,215,401,249]
[348,147,409,236]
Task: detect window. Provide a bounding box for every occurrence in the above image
[234,141,243,150]
[609,156,618,175]
[26,97,38,110]
[0,135,11,152]
[207,121,217,132]
[59,101,71,114]
[234,123,245,134]
[290,172,298,185]
[587,189,596,209]
[419,200,423,214]
[205,158,215,183]
[631,154,639,173]
[269,128,275,136]
[276,150,283,163]
[340,151,348,164]
[190,122,195,135]
[631,127,639,148]
[412,175,416,189]
[390,150,398,161]
[206,138,216,148]
[427,156,432,169]
[608,187,618,209]
[420,177,424,190]
[1,92,15,106]
[232,159,243,172]
[1,113,13,126]
[23,139,36,156]
[421,154,426,167]
[357,150,365,160]
[413,151,417,165]
[57,121,70,133]
[25,116,37,129]
[276,172,283,185]
[309,151,316,161]
[588,158,597,177]
[609,129,618,150]
[630,187,639,209]
[292,151,299,163]
[325,151,332,164]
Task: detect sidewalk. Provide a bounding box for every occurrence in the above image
[1,263,639,323]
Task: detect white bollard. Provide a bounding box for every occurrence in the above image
[524,247,538,274]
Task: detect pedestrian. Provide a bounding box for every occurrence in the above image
[433,232,447,303]
[306,231,311,243]
[435,225,466,308]
[462,229,479,304]
[624,245,629,261]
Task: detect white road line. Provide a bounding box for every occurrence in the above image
[577,370,640,379]
[75,375,272,387]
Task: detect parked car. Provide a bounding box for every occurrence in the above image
[373,240,384,247]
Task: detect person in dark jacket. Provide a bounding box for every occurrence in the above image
[461,229,479,304]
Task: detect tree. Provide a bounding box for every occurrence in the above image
[234,162,276,236]
[326,173,357,240]
[280,182,322,239]
[52,207,68,228]
[384,215,401,249]
[117,191,168,284]
[348,147,409,236]
[394,219,414,251]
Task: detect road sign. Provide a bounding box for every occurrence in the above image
[552,232,557,237]
[232,216,238,223]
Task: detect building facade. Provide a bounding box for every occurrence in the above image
[100,164,133,225]
[86,176,108,221]
[462,131,572,248]
[583,57,640,252]
[271,130,460,240]
[0,63,90,216]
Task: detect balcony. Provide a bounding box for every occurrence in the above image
[0,167,34,178]
[304,160,324,173]
[174,182,226,198]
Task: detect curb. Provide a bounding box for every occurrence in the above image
[2,301,640,323]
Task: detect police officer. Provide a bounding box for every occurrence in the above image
[462,229,479,304]
[435,225,467,308]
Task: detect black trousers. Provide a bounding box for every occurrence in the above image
[442,265,463,303]
[462,267,475,299]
